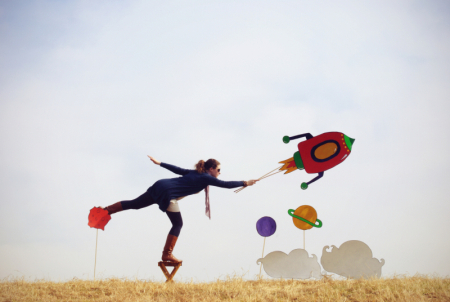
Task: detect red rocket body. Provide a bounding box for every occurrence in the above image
[298,132,352,174]
[278,131,354,189]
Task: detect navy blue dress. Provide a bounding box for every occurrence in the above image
[148,163,244,212]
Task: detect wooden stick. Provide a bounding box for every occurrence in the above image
[259,237,266,277]
[169,263,182,282]
[258,170,283,180]
[234,186,245,193]
[257,167,282,180]
[303,230,305,250]
[234,167,281,193]
[159,263,171,280]
[94,229,98,280]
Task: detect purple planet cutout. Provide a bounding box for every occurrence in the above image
[256,216,277,237]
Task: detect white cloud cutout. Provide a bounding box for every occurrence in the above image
[257,249,322,279]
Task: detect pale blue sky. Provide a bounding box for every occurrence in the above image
[1,0,449,282]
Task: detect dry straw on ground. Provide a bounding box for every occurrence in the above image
[1,275,449,301]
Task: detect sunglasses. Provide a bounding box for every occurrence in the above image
[217,168,221,172]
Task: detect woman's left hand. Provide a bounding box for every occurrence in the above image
[148,155,161,165]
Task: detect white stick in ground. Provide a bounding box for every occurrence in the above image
[259,237,266,278]
[94,229,98,280]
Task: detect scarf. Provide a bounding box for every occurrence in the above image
[205,185,211,219]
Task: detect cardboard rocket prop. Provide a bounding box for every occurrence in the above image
[280,132,355,189]
[235,131,355,193]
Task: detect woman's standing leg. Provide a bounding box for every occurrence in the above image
[162,209,183,262]
[104,191,156,215]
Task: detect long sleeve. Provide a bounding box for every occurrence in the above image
[205,176,244,189]
[160,162,192,176]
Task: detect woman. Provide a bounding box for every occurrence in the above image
[103,156,258,263]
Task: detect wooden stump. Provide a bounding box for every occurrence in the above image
[158,261,182,283]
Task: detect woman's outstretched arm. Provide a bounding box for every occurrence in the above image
[206,177,259,189]
[148,155,191,176]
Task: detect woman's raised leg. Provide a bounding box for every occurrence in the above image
[105,191,156,215]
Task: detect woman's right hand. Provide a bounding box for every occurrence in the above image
[246,179,259,186]
[147,155,161,165]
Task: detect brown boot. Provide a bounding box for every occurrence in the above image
[162,234,182,263]
[104,202,123,215]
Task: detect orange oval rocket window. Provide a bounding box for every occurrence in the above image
[314,142,338,160]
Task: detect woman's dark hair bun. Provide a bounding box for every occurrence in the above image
[195,159,220,173]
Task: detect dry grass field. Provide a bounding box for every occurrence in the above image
[1,275,449,302]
